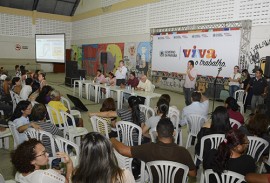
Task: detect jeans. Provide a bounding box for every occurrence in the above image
[251,95,265,113]
[229,85,239,98]
[183,87,194,106]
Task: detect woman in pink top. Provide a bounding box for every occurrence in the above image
[108,72,116,86]
[94,69,106,83]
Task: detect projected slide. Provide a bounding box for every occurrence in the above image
[35,34,65,63]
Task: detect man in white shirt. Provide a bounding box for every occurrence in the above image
[183,60,197,105]
[229,65,241,97]
[20,78,33,100]
[136,75,152,92]
[180,91,209,126]
[115,60,127,86]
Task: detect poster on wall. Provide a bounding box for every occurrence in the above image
[82,43,124,76]
[151,30,241,77]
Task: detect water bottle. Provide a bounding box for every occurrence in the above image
[80,76,82,80]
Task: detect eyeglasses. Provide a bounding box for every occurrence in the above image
[35,150,48,158]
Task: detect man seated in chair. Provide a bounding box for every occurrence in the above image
[180,91,209,127]
[136,75,152,92]
[111,118,196,182]
[48,90,84,127]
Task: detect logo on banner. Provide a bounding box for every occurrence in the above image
[182,45,225,67]
[160,50,178,57]
[192,35,201,38]
[213,33,223,37]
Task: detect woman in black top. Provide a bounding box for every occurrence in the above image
[241,69,252,112]
[203,129,256,178]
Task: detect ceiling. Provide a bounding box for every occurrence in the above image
[0,0,81,16]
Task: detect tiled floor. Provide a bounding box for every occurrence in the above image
[0,73,250,182]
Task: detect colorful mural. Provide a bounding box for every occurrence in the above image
[71,45,82,69]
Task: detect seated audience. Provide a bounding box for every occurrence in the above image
[15,65,20,77]
[11,139,73,183]
[1,76,12,103]
[225,97,244,125]
[28,82,40,102]
[142,99,169,138]
[180,91,209,126]
[203,129,256,177]
[94,69,106,83]
[20,70,28,87]
[48,90,84,127]
[239,114,270,155]
[20,78,33,100]
[38,72,47,89]
[36,85,53,105]
[159,94,178,110]
[89,96,145,145]
[98,97,117,136]
[31,103,63,155]
[136,75,152,92]
[11,76,22,95]
[127,72,139,88]
[111,118,196,182]
[195,106,232,162]
[72,132,135,183]
[10,100,41,145]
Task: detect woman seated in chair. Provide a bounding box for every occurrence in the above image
[72,132,135,183]
[203,129,256,177]
[11,76,22,95]
[48,90,84,127]
[195,106,231,165]
[11,139,73,183]
[142,99,169,139]
[10,100,41,145]
[36,85,54,105]
[31,103,63,156]
[99,97,117,137]
[89,96,145,145]
[225,97,244,126]
[108,72,116,86]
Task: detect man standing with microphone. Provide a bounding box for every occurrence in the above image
[183,60,197,105]
[115,60,127,86]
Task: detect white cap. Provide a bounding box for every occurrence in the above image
[0,74,7,80]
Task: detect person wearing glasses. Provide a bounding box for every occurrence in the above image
[11,139,73,183]
[228,66,241,97]
[10,100,41,145]
[203,129,256,178]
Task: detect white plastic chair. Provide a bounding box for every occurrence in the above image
[229,118,242,129]
[150,84,155,92]
[90,116,110,138]
[0,128,12,149]
[114,149,146,183]
[46,104,66,132]
[54,135,80,167]
[139,104,155,121]
[61,96,82,118]
[146,160,189,183]
[25,128,57,157]
[25,128,57,167]
[10,91,21,112]
[204,169,245,183]
[149,128,178,144]
[8,121,22,148]
[246,136,269,162]
[186,114,206,148]
[168,107,182,146]
[116,121,142,146]
[60,111,88,146]
[194,134,225,165]
[234,90,247,115]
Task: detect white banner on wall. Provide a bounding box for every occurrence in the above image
[152,30,241,77]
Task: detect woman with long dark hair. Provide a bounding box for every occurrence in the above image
[195,106,232,160]
[142,99,169,138]
[72,132,135,183]
[36,85,53,105]
[10,100,41,144]
[203,129,256,176]
[225,97,244,125]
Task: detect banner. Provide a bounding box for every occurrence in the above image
[152,30,241,77]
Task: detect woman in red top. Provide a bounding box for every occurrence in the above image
[225,97,244,126]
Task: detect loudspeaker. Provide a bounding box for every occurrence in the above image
[101,52,107,64]
[264,56,270,78]
[66,61,78,77]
